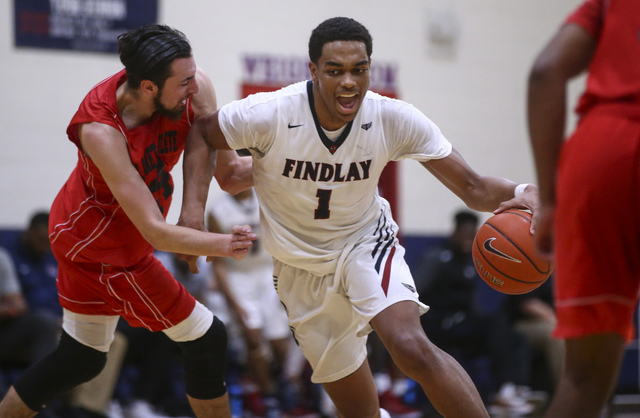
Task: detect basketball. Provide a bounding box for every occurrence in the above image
[472,209,553,294]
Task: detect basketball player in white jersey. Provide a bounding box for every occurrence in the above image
[179,17,538,418]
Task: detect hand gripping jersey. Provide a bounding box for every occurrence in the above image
[50,69,195,267]
[218,81,451,276]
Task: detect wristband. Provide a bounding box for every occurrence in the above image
[514,183,530,198]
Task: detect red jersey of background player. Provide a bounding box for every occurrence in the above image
[567,0,640,118]
[49,69,194,267]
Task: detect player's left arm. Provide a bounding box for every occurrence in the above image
[527,23,596,254]
[191,67,253,196]
[182,69,253,229]
[421,147,538,214]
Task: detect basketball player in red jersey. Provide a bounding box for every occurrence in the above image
[0,25,255,418]
[528,0,640,416]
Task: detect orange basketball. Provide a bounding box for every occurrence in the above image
[472,209,553,294]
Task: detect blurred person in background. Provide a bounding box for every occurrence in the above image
[1,212,127,418]
[414,210,535,416]
[207,188,297,418]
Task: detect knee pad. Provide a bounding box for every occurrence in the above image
[178,316,228,399]
[14,331,107,411]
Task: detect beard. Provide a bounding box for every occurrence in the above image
[154,89,186,120]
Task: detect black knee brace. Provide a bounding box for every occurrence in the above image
[13,331,107,411]
[178,316,228,399]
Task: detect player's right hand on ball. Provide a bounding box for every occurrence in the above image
[229,224,257,260]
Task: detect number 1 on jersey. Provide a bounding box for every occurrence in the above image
[314,189,332,219]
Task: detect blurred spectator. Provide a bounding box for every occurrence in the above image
[112,320,187,418]
[503,277,564,394]
[207,188,298,418]
[413,209,535,416]
[0,246,60,394]
[2,211,127,418]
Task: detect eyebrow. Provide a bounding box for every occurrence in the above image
[325,59,369,67]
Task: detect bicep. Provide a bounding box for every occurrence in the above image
[79,123,165,234]
[530,23,596,83]
[194,110,233,151]
[191,67,218,117]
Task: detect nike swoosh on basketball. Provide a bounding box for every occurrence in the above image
[483,238,521,262]
[288,123,303,128]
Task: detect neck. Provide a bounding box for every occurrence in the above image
[311,83,345,131]
[116,82,156,129]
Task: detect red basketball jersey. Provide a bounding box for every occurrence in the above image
[567,0,640,119]
[50,69,195,267]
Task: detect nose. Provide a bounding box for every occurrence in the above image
[341,73,356,88]
[189,77,199,95]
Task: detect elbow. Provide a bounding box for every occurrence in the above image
[139,222,173,252]
[218,177,252,195]
[528,55,567,93]
[528,61,552,91]
[216,176,237,194]
[215,160,253,195]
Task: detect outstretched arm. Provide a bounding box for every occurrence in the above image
[421,148,538,215]
[79,122,256,259]
[527,23,596,255]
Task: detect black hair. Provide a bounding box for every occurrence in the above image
[117,24,192,89]
[308,17,373,64]
[454,210,479,227]
[29,211,49,230]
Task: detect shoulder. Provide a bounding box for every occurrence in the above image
[219,81,308,131]
[191,67,217,119]
[77,122,127,157]
[565,0,606,38]
[364,91,423,121]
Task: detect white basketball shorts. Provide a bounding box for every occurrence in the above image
[273,238,428,383]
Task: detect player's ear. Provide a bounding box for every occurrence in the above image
[140,79,158,96]
[309,61,318,83]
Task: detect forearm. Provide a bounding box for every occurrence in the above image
[461,175,519,213]
[422,149,523,213]
[180,117,218,229]
[144,220,230,257]
[527,70,567,206]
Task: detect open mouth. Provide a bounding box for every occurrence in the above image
[336,92,358,112]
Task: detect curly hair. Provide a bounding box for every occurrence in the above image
[308,17,373,64]
[117,24,192,89]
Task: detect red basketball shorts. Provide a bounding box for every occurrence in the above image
[54,250,196,332]
[554,110,640,341]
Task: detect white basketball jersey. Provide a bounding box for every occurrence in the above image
[218,81,452,276]
[207,190,273,274]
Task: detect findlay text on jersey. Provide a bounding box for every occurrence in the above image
[281,159,372,182]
